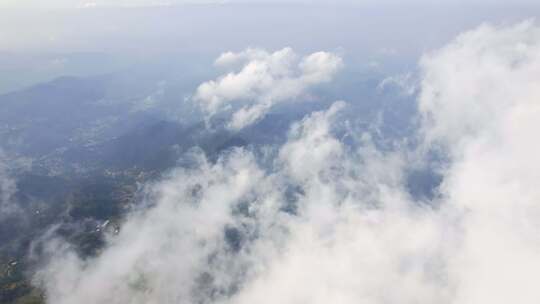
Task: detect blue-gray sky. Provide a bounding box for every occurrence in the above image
[2,2,538,53]
[1,0,539,9]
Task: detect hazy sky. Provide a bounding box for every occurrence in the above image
[1,0,538,93]
[1,0,540,9]
[2,3,538,54]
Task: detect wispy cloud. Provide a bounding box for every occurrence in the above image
[378,72,418,96]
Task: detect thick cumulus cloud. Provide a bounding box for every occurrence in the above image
[194,48,343,130]
[36,21,540,304]
[418,20,540,303]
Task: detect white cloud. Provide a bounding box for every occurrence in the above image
[419,20,540,155]
[36,150,268,304]
[34,20,540,304]
[378,72,418,96]
[36,101,430,304]
[279,100,346,182]
[418,20,540,303]
[194,47,343,130]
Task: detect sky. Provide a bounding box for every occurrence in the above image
[1,0,538,94]
[1,3,538,55]
[1,0,540,9]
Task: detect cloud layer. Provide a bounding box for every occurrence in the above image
[35,20,540,304]
[194,48,343,130]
